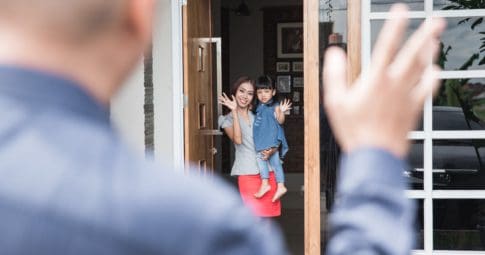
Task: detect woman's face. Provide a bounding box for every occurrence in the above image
[234,82,254,109]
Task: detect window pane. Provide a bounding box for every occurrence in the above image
[414,199,425,250]
[371,18,424,55]
[434,199,485,250]
[434,0,485,10]
[406,140,424,190]
[438,17,485,71]
[371,19,425,131]
[433,140,485,189]
[371,0,424,12]
[434,78,485,130]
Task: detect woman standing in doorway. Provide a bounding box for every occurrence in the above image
[218,76,281,217]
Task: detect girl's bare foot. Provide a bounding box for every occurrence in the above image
[254,183,271,198]
[272,185,287,202]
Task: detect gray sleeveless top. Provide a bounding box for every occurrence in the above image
[218,112,260,176]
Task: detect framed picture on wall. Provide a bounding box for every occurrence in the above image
[293,77,304,88]
[277,22,303,58]
[276,75,292,93]
[276,62,290,72]
[292,61,303,72]
[292,91,300,102]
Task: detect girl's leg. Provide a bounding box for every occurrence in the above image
[268,151,287,202]
[255,151,271,198]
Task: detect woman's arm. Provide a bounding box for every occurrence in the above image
[223,110,243,145]
[275,99,292,124]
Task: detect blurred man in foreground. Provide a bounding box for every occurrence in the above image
[0,0,443,254]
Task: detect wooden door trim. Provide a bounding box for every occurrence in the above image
[303,0,320,254]
[348,1,361,83]
[304,1,361,254]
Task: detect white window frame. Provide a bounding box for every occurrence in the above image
[171,0,185,171]
[363,1,485,254]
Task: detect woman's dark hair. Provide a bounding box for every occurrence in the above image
[222,76,255,114]
[230,76,255,96]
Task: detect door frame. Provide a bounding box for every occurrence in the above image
[171,0,185,171]
[172,0,362,253]
[304,0,361,254]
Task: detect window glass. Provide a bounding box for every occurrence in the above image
[414,199,425,250]
[407,140,424,190]
[371,19,425,131]
[434,199,485,250]
[371,18,424,56]
[433,140,485,189]
[371,0,424,12]
[438,17,485,71]
[434,78,485,130]
[434,0,485,10]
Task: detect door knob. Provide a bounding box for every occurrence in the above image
[210,147,218,155]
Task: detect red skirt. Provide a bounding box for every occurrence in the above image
[238,172,281,217]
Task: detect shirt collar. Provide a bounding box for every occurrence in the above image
[0,65,110,125]
[262,99,274,106]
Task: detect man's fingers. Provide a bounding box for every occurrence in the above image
[389,18,446,90]
[323,47,348,101]
[411,65,441,108]
[371,4,409,75]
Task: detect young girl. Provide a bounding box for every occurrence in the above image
[253,75,292,202]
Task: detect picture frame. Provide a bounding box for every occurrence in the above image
[292,61,303,72]
[277,22,303,58]
[276,62,290,72]
[293,77,304,88]
[292,91,300,103]
[276,75,292,93]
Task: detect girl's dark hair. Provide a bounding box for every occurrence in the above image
[254,75,278,109]
[255,75,276,90]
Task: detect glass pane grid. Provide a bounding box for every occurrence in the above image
[363,1,485,253]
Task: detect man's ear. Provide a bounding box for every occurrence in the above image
[272,90,276,96]
[126,0,155,47]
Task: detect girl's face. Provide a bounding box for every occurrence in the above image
[235,82,254,108]
[257,88,275,104]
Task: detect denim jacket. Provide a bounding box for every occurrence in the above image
[253,100,289,158]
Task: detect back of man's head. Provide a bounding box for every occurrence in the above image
[0,0,125,43]
[0,0,154,103]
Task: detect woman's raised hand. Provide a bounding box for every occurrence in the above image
[279,99,292,113]
[218,93,237,111]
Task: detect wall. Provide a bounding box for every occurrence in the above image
[110,0,176,167]
[215,0,302,84]
[110,63,145,155]
[153,0,176,167]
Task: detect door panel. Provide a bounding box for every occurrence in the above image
[183,0,215,175]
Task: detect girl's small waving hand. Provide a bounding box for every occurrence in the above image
[275,99,292,124]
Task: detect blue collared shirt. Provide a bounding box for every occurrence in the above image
[253,101,288,157]
[0,66,414,255]
[0,66,287,255]
[327,148,414,255]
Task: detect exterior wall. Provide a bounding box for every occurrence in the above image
[153,0,176,167]
[110,0,176,168]
[110,63,145,155]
